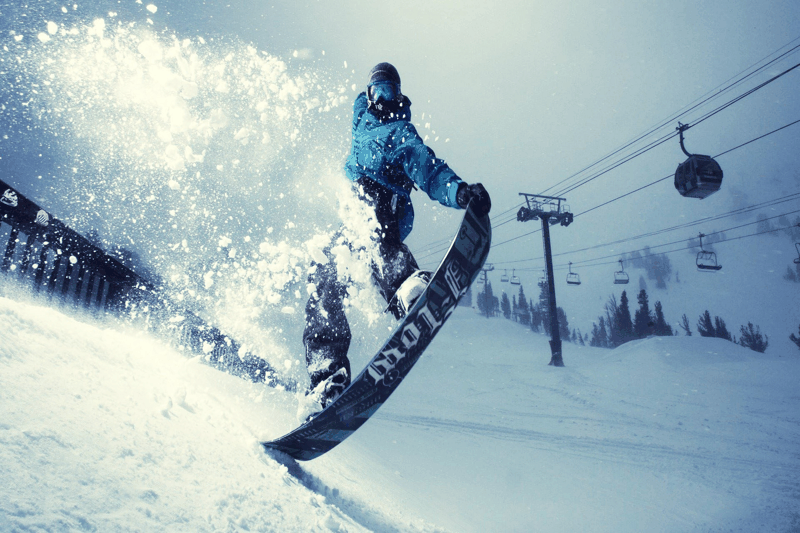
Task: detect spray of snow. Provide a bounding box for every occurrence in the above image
[0,16,392,386]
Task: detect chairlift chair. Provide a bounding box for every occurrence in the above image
[566,262,581,285]
[537,271,546,288]
[510,269,521,285]
[794,242,800,265]
[500,269,509,283]
[674,123,723,199]
[613,259,629,284]
[696,233,722,271]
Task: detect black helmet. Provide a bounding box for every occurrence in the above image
[368,62,401,93]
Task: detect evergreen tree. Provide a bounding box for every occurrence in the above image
[477,281,495,318]
[537,279,549,308]
[629,250,644,269]
[541,303,552,335]
[653,301,673,336]
[714,316,732,341]
[633,289,652,339]
[604,294,620,347]
[597,316,609,348]
[590,322,601,347]
[577,328,585,346]
[557,307,570,341]
[530,302,542,332]
[679,313,692,336]
[697,310,716,337]
[501,292,511,320]
[571,329,577,343]
[640,246,672,289]
[517,285,530,325]
[738,322,769,353]
[512,296,518,322]
[790,324,800,351]
[615,291,634,345]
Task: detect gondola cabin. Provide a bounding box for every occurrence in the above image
[674,123,723,199]
[675,154,723,199]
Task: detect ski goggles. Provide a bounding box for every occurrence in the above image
[368,81,399,103]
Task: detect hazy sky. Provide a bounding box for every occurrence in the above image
[3,0,799,289]
[186,0,800,273]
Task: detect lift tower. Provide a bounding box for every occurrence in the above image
[517,193,574,366]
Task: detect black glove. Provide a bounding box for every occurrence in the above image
[456,182,491,216]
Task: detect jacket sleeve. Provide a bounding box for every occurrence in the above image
[352,92,368,129]
[392,123,464,209]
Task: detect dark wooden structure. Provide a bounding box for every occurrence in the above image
[0,179,288,388]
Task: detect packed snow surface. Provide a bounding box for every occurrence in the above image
[1,295,799,532]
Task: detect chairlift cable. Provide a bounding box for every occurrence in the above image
[539,38,800,197]
[548,59,800,200]
[417,52,800,257]
[514,208,800,272]
[494,199,800,269]
[687,61,800,131]
[420,62,800,266]
[552,131,678,198]
[538,221,800,273]
[492,114,800,253]
[566,117,800,224]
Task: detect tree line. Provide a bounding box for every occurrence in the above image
[476,280,581,345]
[472,279,783,354]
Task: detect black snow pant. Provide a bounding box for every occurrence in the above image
[302,178,419,392]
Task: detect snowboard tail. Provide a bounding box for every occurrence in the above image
[262,202,491,460]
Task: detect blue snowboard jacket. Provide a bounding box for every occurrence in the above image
[344,92,463,242]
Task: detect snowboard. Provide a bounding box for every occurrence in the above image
[262,201,491,461]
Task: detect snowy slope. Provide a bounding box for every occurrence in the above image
[2,293,799,532]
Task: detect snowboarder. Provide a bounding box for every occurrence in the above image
[303,62,491,409]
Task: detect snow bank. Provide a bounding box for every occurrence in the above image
[4,294,798,532]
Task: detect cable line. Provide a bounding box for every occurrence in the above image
[492,192,800,268]
[550,60,800,199]
[573,116,800,219]
[418,43,800,266]
[539,38,800,198]
[484,115,800,256]
[514,208,800,272]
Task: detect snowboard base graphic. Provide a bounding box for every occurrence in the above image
[262,202,491,460]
